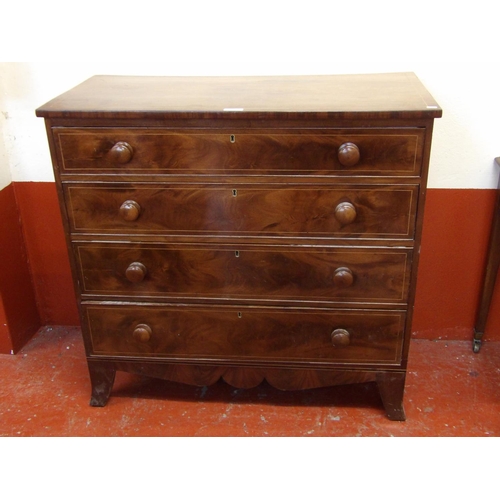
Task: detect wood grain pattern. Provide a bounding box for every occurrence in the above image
[376,371,407,421]
[85,359,403,419]
[84,303,404,365]
[37,73,441,417]
[55,128,424,175]
[75,243,412,304]
[85,358,403,419]
[111,361,378,390]
[35,73,442,120]
[65,184,418,238]
[87,359,116,407]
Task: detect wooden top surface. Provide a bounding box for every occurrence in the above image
[36,73,442,120]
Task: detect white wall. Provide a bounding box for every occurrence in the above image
[1,1,499,190]
[0,66,13,189]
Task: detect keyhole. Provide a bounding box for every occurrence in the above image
[230,134,236,143]
[235,251,240,258]
[238,312,242,318]
[232,189,237,197]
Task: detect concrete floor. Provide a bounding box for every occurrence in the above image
[1,326,499,437]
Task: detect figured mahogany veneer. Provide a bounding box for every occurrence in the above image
[84,303,405,364]
[65,184,418,238]
[54,129,424,176]
[36,74,441,421]
[74,243,412,305]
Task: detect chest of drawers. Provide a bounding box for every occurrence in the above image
[36,74,441,420]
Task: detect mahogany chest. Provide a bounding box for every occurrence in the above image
[36,73,441,420]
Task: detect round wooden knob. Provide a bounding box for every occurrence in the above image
[119,200,141,221]
[334,201,357,225]
[126,262,147,283]
[108,141,134,163]
[133,324,152,343]
[334,267,354,287]
[338,142,360,167]
[331,328,350,347]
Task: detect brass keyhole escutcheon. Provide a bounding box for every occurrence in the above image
[230,134,236,143]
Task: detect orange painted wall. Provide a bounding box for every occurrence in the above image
[0,184,40,353]
[13,182,79,326]
[2,182,500,350]
[413,188,498,340]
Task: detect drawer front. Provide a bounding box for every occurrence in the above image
[75,243,412,304]
[85,304,405,365]
[55,128,424,176]
[65,184,418,239]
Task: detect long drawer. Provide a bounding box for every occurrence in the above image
[84,303,405,365]
[55,128,424,176]
[64,184,418,239]
[74,243,412,305]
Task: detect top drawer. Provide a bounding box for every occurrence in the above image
[54,128,425,176]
